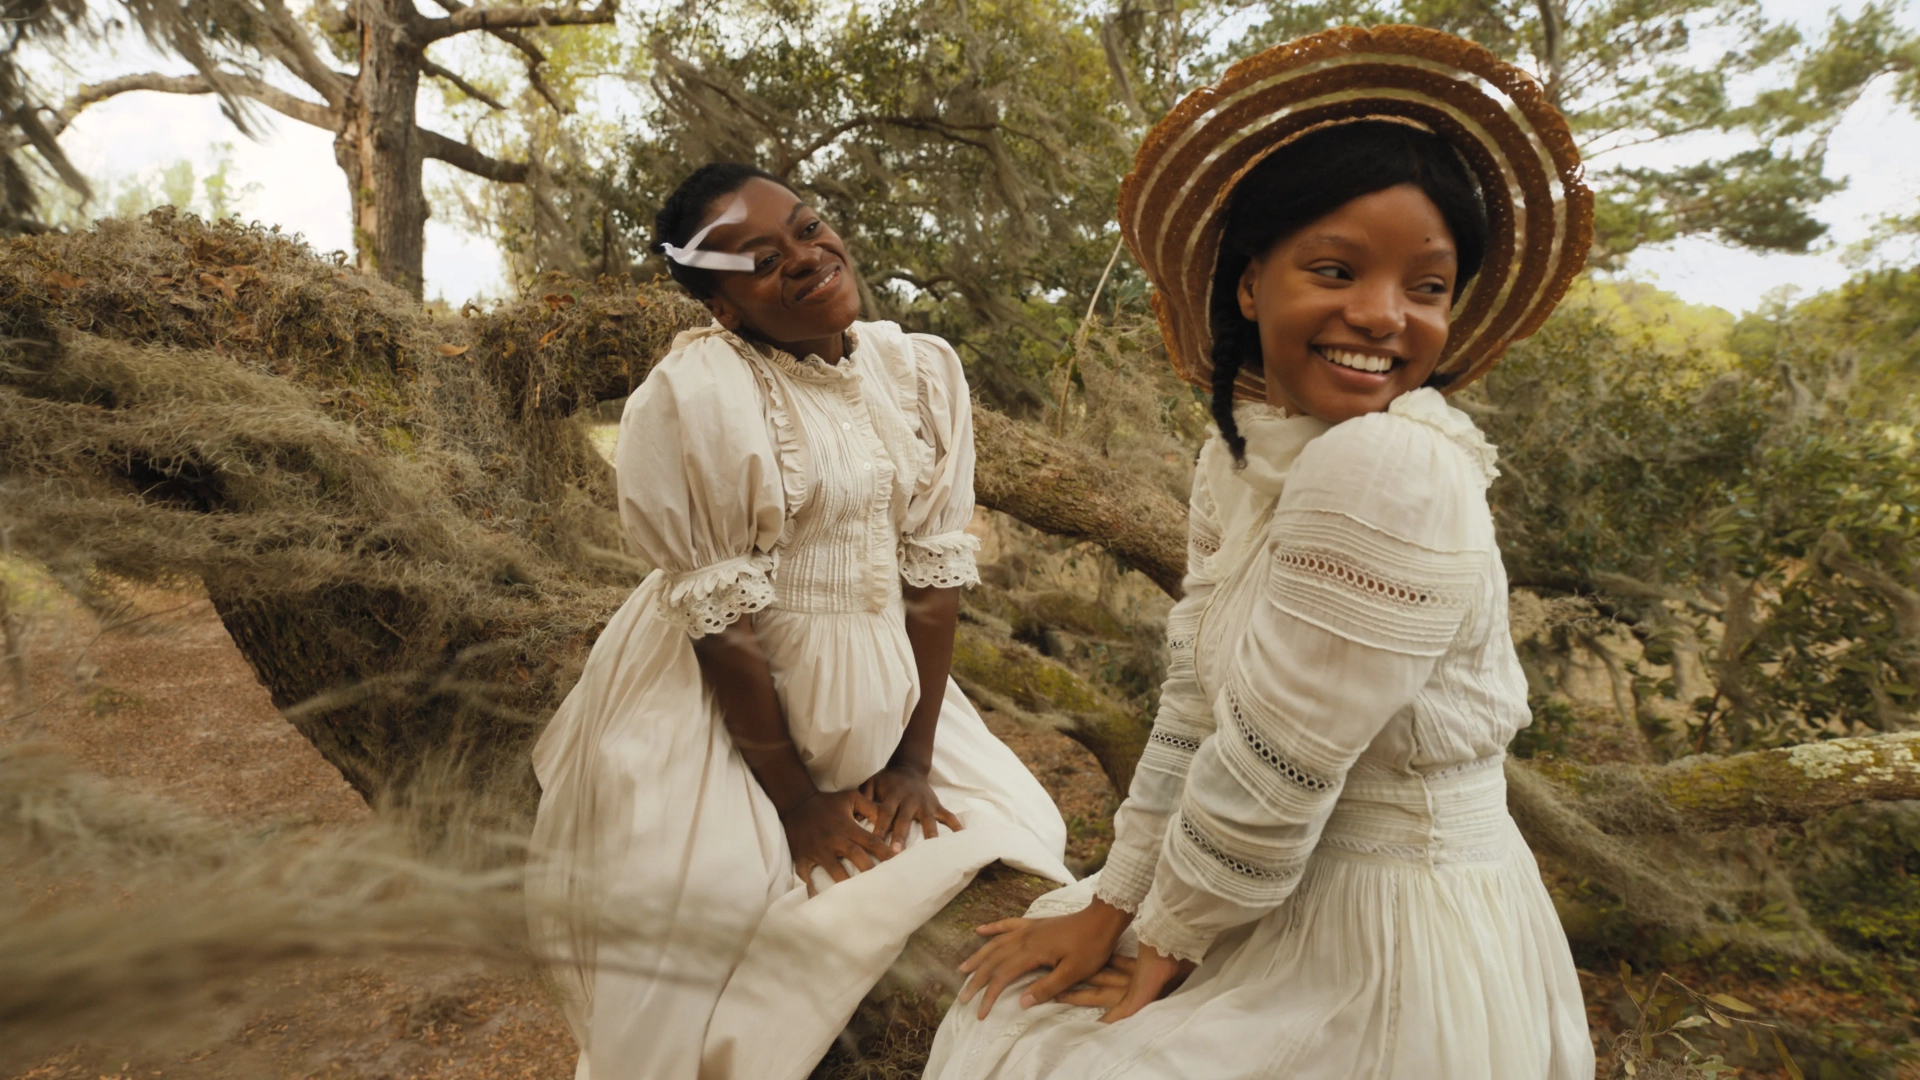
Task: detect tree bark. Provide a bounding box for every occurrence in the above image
[971,407,1189,599]
[339,0,429,296]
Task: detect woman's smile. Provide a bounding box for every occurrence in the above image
[791,260,844,304]
[1314,345,1400,375]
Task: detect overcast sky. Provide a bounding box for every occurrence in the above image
[35,0,1920,315]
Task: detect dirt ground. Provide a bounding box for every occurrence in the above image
[2,579,1116,1080]
[9,577,1915,1080]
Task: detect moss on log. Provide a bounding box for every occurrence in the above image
[970,407,1189,600]
[951,621,1148,794]
[1531,731,1920,834]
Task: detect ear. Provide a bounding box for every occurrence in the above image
[1236,257,1262,322]
[704,293,742,332]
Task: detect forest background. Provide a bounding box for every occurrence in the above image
[4,0,1920,1077]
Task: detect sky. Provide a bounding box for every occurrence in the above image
[31,0,1920,315]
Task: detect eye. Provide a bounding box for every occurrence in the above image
[755,252,779,272]
[801,220,821,237]
[1412,280,1450,296]
[1309,264,1352,281]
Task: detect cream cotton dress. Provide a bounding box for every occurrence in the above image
[925,391,1593,1080]
[528,321,1071,1080]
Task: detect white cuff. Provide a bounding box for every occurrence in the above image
[898,530,981,589]
[662,553,776,637]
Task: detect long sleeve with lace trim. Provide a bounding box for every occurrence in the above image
[1092,463,1225,914]
[1132,412,1490,963]
[614,333,788,637]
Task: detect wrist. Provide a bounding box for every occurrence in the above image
[886,752,932,777]
[772,785,821,821]
[1080,897,1134,936]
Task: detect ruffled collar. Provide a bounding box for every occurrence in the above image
[1230,401,1331,496]
[1386,388,1500,482]
[722,324,865,387]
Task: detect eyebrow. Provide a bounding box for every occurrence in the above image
[1296,233,1457,266]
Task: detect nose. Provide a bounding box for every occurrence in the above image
[1343,278,1406,339]
[785,242,825,277]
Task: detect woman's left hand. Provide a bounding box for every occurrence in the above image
[1097,944,1197,1024]
[861,763,962,852]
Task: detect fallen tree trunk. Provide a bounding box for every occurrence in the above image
[1533,731,1920,833]
[971,407,1189,599]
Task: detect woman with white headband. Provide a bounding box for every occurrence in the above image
[526,162,1071,1080]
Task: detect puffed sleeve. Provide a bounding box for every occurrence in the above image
[1093,449,1226,914]
[616,336,788,637]
[896,332,982,589]
[1132,412,1491,962]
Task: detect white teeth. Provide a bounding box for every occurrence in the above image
[1321,348,1395,374]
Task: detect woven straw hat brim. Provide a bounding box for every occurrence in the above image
[1119,25,1594,399]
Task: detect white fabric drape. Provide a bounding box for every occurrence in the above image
[927,390,1593,1080]
[527,321,1069,1080]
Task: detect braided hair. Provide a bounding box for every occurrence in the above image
[1207,122,1488,462]
[652,162,785,300]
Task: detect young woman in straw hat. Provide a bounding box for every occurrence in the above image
[927,27,1596,1079]
[526,163,1071,1080]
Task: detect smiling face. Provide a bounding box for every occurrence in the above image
[697,178,862,359]
[1236,183,1458,423]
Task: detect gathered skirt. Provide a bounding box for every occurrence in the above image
[925,765,1594,1080]
[528,571,1071,1080]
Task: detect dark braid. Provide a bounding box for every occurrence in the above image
[1203,121,1489,462]
[1208,260,1257,463]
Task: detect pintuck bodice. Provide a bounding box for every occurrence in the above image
[748,344,914,615]
[610,320,983,638]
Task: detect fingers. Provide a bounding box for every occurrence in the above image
[1099,960,1178,1025]
[936,805,964,833]
[848,820,894,864]
[971,917,1028,939]
[956,932,1020,1002]
[1019,954,1100,1009]
[842,841,877,874]
[1056,984,1127,1009]
[974,961,1031,1020]
[890,803,919,850]
[847,787,880,824]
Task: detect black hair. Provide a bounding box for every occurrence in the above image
[1207,121,1488,461]
[651,162,787,300]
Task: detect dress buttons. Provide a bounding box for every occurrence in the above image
[841,421,852,430]
[862,462,873,471]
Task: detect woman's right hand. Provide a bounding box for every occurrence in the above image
[780,789,896,894]
[954,898,1132,1019]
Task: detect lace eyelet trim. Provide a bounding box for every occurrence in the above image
[1149,729,1202,754]
[1225,684,1334,793]
[899,532,981,589]
[665,566,776,637]
[1179,816,1294,881]
[1273,548,1462,609]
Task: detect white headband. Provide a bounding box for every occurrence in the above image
[659,194,755,272]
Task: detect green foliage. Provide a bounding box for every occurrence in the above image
[612,0,1137,412]
[1788,803,1920,956]
[1481,274,1920,753]
[1513,694,1579,759]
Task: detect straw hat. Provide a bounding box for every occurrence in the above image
[1120,25,1594,398]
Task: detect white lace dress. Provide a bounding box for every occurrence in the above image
[528,321,1071,1080]
[925,391,1594,1080]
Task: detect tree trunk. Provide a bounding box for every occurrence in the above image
[336,0,428,297]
